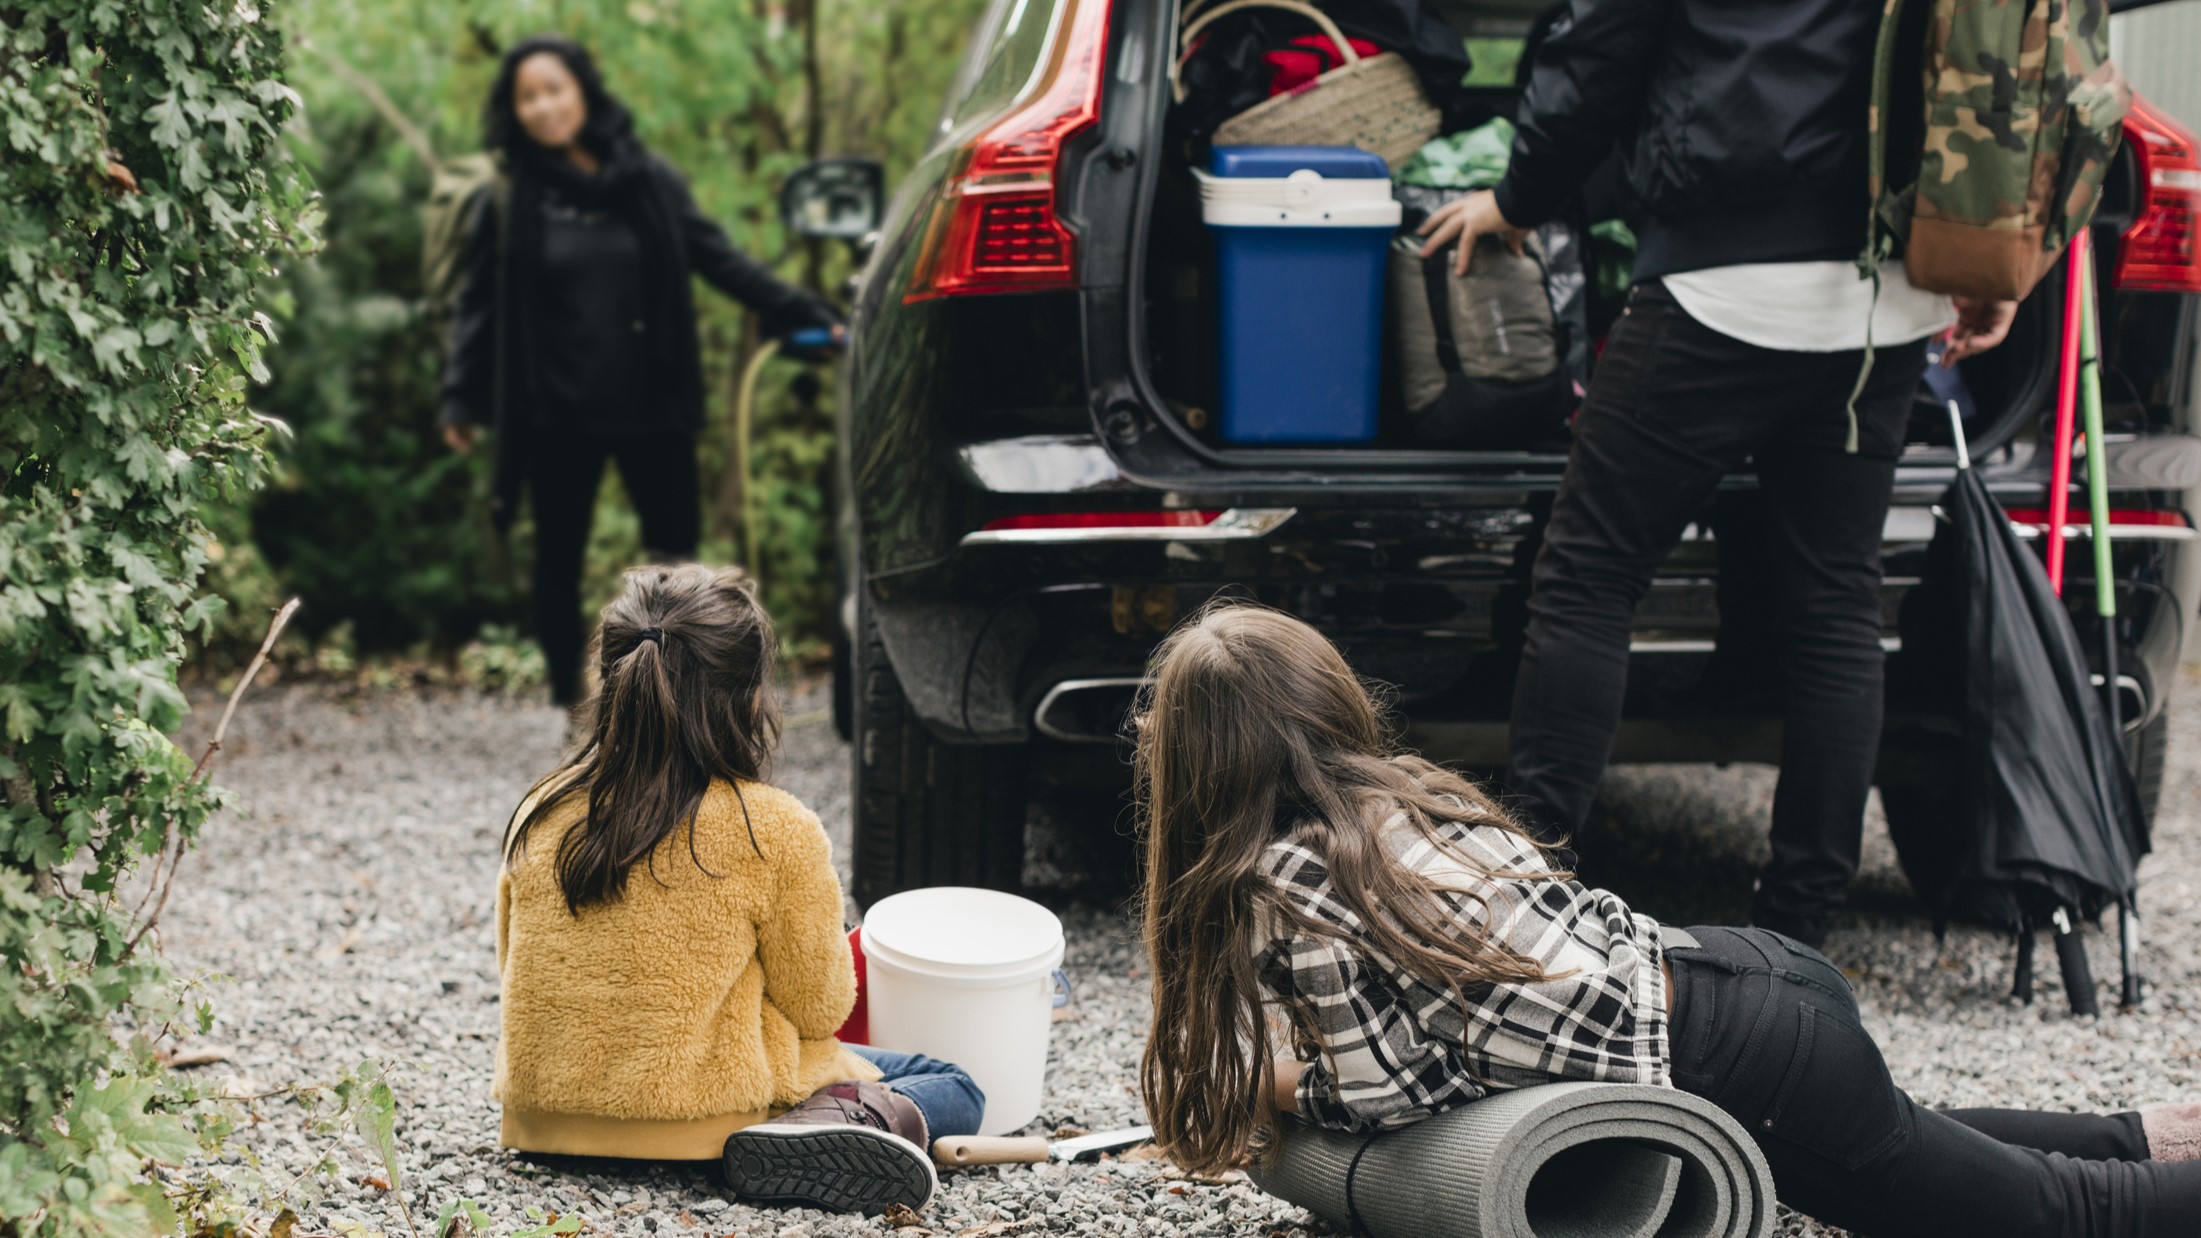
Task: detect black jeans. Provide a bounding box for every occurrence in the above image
[527,430,701,705]
[1506,281,1930,939]
[1669,926,2200,1236]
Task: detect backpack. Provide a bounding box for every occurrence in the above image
[1866,0,2130,302]
[421,152,508,320]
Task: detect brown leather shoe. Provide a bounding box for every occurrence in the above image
[722,1082,935,1215]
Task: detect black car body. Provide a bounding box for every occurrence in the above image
[818,0,2201,907]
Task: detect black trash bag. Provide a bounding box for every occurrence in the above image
[1892,466,2148,938]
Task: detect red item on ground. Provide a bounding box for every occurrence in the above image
[836,926,870,1045]
[1263,34,1382,96]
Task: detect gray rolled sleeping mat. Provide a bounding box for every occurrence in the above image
[1246,1082,1776,1238]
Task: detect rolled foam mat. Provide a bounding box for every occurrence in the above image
[1246,1082,1775,1238]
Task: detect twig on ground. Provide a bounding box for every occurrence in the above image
[124,598,300,957]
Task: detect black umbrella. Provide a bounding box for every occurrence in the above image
[1891,405,2149,1014]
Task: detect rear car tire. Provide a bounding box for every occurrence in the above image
[850,598,1029,909]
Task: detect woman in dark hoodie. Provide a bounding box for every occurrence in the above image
[441,36,839,707]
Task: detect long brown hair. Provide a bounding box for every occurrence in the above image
[504,563,781,914]
[1134,603,1561,1174]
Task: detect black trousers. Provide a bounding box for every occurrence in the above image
[1506,281,1930,939]
[1669,926,2199,1236]
[527,430,701,705]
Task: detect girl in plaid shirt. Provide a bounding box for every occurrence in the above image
[1135,604,2201,1237]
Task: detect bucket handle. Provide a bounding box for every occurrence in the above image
[1051,969,1073,1009]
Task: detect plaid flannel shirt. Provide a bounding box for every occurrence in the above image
[1255,806,1671,1132]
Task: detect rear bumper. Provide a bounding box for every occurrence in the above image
[867,465,2195,750]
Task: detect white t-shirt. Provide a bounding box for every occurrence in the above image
[1662,261,1956,352]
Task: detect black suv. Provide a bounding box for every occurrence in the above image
[784,0,2201,908]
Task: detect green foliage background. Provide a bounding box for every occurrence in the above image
[241,0,991,666]
[0,1,313,1232]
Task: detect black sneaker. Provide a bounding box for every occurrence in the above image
[721,1082,936,1215]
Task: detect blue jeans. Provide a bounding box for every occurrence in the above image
[845,1044,985,1138]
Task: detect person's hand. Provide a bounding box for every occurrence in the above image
[443,423,479,453]
[1941,297,2017,367]
[1417,190,1529,275]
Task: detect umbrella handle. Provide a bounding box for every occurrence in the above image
[2120,900,2144,1009]
[1946,399,1971,471]
[2012,928,2036,1004]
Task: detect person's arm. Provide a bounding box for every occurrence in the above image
[661,162,841,337]
[440,187,500,450]
[1270,932,1482,1131]
[1418,0,1672,272]
[755,806,858,1040]
[1493,0,1675,230]
[495,869,512,975]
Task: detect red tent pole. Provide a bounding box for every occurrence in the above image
[2046,232,2089,594]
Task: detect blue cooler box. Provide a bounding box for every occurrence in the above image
[1198,146,1401,444]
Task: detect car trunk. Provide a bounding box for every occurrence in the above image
[1116,26,2070,485]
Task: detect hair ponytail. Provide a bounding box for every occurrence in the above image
[505,564,780,914]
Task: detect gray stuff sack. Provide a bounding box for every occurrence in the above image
[1388,232,1570,449]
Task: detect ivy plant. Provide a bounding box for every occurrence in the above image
[0,1,313,1233]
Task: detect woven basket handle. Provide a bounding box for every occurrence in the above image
[1172,0,1361,103]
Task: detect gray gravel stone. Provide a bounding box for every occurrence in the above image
[164,672,2201,1236]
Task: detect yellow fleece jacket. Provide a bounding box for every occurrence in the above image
[494,778,878,1160]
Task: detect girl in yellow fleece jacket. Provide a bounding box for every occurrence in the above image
[497,563,980,1215]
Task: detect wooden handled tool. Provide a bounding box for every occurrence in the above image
[932,1125,1153,1167]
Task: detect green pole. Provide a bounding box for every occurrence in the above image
[2078,238,2145,1009]
[2079,252,2114,625]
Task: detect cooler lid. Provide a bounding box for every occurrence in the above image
[1207,145,1390,180]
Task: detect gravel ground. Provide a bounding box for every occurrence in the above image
[164,670,2201,1237]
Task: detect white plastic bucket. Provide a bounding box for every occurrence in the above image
[859,887,1067,1136]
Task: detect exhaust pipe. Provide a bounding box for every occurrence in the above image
[1033,678,1151,744]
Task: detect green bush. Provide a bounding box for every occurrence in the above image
[0,1,312,1232]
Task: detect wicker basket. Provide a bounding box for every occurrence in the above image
[1174,0,1440,170]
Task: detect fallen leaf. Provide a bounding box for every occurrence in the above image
[952,1223,1036,1238]
[103,156,140,194]
[882,1203,926,1228]
[319,924,363,959]
[162,1045,235,1069]
[675,1211,697,1230]
[270,1211,299,1238]
[356,1175,389,1192]
[1050,1125,1090,1140]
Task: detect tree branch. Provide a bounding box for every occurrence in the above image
[121,597,300,957]
[293,37,441,172]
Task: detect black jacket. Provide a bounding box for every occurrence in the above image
[441,155,836,525]
[1493,0,1924,281]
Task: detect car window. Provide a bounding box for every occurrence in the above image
[933,0,1071,147]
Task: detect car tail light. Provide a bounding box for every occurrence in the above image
[2115,98,2201,293]
[981,510,1221,532]
[961,507,1297,545]
[2004,507,2193,533]
[904,0,1111,301]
